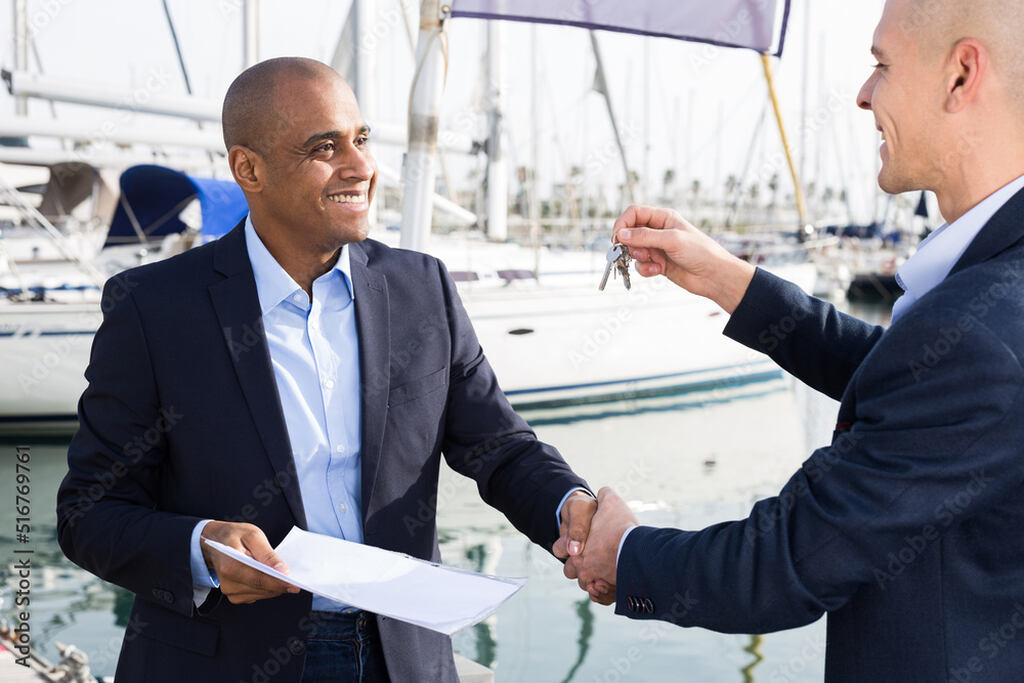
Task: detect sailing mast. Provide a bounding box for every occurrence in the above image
[485,20,507,241]
[243,0,260,68]
[13,0,27,116]
[399,0,449,251]
[589,31,636,206]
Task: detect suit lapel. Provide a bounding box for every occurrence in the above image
[949,185,1024,277]
[208,223,307,528]
[349,242,390,525]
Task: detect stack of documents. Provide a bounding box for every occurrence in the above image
[204,527,525,634]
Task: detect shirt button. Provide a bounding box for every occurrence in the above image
[336,445,344,453]
[324,379,335,389]
[292,293,303,303]
[339,504,348,512]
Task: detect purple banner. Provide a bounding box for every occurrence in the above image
[450,0,790,55]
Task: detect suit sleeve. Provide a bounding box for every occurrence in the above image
[433,260,590,552]
[615,306,1024,633]
[723,268,886,400]
[56,275,202,617]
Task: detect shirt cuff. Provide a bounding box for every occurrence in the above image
[555,487,595,532]
[616,525,638,567]
[190,519,220,607]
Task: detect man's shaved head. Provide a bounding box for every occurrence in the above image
[222,57,349,153]
[896,0,1024,108]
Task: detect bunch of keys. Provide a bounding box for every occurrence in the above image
[598,241,632,291]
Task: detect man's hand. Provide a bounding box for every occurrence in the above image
[613,205,756,314]
[200,521,300,604]
[566,487,638,606]
[552,491,598,561]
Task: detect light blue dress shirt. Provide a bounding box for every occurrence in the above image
[190,217,587,609]
[191,216,363,611]
[892,174,1024,321]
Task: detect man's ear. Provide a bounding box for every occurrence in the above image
[228,145,262,193]
[945,38,987,113]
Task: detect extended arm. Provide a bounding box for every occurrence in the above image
[614,206,884,400]
[586,308,1024,632]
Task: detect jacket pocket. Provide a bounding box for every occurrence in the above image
[133,598,219,656]
[388,367,447,407]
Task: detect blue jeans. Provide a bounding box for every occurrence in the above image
[301,611,390,683]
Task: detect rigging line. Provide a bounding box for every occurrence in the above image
[161,0,193,96]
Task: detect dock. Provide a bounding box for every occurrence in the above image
[0,647,47,682]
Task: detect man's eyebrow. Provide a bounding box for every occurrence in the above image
[870,45,888,60]
[301,131,341,148]
[300,125,371,149]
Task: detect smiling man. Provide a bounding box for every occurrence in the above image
[57,57,596,683]
[572,1,1024,681]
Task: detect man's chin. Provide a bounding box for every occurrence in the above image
[877,167,917,196]
[335,216,372,244]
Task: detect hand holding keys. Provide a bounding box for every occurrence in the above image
[598,242,633,291]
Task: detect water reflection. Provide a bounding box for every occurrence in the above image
[559,599,594,683]
[742,635,765,682]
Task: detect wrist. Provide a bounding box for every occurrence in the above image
[713,258,756,314]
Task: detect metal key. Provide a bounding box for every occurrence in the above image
[598,243,624,291]
[615,244,633,290]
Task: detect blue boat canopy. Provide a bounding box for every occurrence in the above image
[104,165,248,247]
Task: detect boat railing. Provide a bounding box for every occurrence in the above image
[0,171,106,287]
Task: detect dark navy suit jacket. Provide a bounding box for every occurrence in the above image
[56,222,588,682]
[616,188,1024,681]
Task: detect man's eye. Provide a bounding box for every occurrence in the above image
[355,135,369,147]
[873,62,886,70]
[315,142,335,153]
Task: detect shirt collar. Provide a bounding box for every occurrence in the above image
[244,214,355,315]
[897,173,1024,302]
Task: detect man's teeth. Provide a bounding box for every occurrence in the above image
[328,194,366,204]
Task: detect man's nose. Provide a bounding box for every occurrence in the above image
[856,74,876,111]
[339,146,375,181]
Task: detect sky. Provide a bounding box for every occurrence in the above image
[0,0,889,223]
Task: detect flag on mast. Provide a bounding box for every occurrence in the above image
[449,0,791,55]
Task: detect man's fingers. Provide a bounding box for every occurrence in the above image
[552,534,569,559]
[567,498,596,557]
[635,261,664,278]
[615,227,678,253]
[612,205,676,232]
[563,557,580,580]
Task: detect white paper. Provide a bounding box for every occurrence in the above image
[203,527,525,635]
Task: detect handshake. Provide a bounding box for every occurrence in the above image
[552,487,640,606]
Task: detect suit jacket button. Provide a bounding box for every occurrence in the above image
[627,597,638,612]
[643,598,654,614]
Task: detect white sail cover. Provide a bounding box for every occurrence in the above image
[449,0,790,55]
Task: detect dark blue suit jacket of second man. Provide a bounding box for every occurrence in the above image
[56,223,589,683]
[617,189,1024,682]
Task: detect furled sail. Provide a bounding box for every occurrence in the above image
[449,0,791,55]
